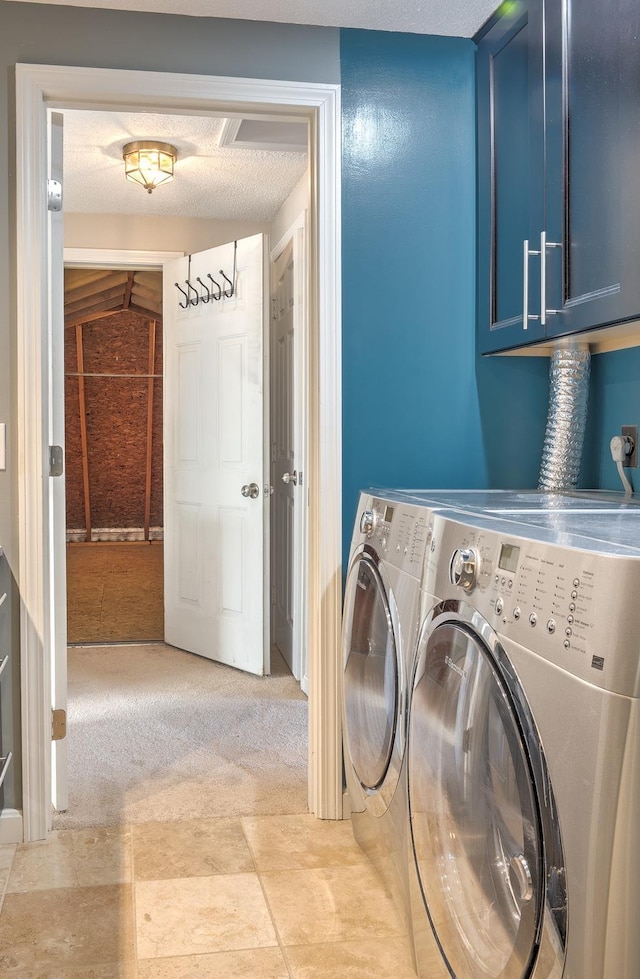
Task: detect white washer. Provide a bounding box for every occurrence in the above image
[341,492,441,941]
[407,507,640,979]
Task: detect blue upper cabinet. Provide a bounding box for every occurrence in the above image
[477,1,544,354]
[478,0,640,354]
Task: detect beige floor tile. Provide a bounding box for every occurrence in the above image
[132,818,253,880]
[8,963,138,978]
[0,843,17,901]
[0,884,135,973]
[135,873,278,959]
[259,865,405,946]
[136,947,290,978]
[242,814,367,872]
[6,827,131,893]
[284,937,418,978]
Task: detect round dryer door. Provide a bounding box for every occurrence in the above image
[408,610,565,979]
[343,551,400,799]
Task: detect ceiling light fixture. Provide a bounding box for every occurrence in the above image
[122,140,177,194]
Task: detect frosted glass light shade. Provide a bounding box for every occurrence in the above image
[123,141,177,194]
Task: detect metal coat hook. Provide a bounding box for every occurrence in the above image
[220,240,238,299]
[196,276,211,303]
[175,282,189,309]
[207,273,222,301]
[219,269,234,299]
[186,279,199,306]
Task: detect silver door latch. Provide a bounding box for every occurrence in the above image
[47,179,62,212]
[49,445,64,477]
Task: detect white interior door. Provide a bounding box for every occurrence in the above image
[271,240,296,673]
[163,234,269,676]
[48,110,68,812]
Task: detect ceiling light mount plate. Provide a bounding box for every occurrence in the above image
[122,140,178,194]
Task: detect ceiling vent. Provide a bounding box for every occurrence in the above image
[217,118,307,153]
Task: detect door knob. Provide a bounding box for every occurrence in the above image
[241,482,260,499]
[282,470,298,486]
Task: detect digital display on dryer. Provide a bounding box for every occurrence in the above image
[384,506,394,523]
[499,542,520,573]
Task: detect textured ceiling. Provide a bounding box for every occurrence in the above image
[55,0,502,219]
[63,109,308,220]
[10,0,501,37]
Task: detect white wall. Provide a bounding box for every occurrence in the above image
[270,172,309,249]
[64,213,269,255]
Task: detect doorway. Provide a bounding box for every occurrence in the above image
[63,265,165,645]
[15,63,342,841]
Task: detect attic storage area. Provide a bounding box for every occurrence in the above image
[64,267,164,644]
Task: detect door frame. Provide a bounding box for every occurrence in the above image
[15,63,342,842]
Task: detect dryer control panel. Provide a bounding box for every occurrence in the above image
[354,495,432,578]
[425,511,640,698]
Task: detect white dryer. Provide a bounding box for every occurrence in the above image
[342,492,440,939]
[407,507,640,979]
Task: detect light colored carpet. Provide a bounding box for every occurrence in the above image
[52,642,309,829]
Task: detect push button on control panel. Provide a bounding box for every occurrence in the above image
[529,613,537,627]
[513,607,521,620]
[546,619,556,634]
[495,597,504,615]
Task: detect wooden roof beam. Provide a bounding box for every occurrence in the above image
[64,272,128,304]
[65,285,127,316]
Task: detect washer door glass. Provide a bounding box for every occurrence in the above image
[343,554,398,791]
[409,623,541,979]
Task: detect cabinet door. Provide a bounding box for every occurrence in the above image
[477,2,545,355]
[544,0,640,337]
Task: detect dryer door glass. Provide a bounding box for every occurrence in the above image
[343,555,398,791]
[409,623,541,979]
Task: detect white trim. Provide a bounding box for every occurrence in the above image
[64,247,183,268]
[15,63,342,840]
[270,210,307,264]
[0,809,23,845]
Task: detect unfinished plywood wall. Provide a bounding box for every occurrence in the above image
[64,269,163,541]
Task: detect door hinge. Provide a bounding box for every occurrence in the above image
[52,708,67,741]
[49,445,64,477]
[47,178,62,212]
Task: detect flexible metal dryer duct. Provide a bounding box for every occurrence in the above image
[538,345,591,491]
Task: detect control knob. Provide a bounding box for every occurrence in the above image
[359,509,376,537]
[450,547,480,592]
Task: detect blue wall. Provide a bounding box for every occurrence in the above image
[341,30,549,560]
[582,347,640,490]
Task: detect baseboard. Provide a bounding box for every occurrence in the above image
[0,809,23,844]
[66,528,164,542]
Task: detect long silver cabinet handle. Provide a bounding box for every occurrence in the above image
[523,239,541,330]
[542,231,562,324]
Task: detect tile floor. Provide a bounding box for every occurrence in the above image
[0,814,419,977]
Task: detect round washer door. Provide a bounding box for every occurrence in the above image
[342,549,401,809]
[409,608,566,979]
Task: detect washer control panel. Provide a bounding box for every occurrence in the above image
[355,495,431,576]
[426,511,640,698]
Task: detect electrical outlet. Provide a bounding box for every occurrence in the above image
[621,425,638,467]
